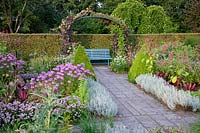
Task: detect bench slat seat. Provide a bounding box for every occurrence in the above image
[85,49,111,65]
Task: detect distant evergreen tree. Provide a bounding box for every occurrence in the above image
[184,0,200,33]
[138,5,176,33]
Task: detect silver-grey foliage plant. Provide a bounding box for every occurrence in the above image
[87,79,118,117]
[105,124,148,133]
[105,124,129,133]
[135,74,200,111]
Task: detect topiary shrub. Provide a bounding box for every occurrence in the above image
[74,45,95,76]
[128,47,152,83]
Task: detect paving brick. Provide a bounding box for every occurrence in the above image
[94,66,199,132]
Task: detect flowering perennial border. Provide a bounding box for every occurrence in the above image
[26,63,94,92]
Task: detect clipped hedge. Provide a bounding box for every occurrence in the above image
[128,47,150,83]
[74,45,95,76]
[71,34,113,49]
[0,34,60,60]
[0,33,200,60]
[130,33,200,50]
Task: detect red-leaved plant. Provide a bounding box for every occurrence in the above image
[182,82,196,91]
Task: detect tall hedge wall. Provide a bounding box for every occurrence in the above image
[0,34,60,60]
[71,34,113,49]
[128,33,200,54]
[0,33,200,60]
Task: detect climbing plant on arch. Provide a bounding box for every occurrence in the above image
[58,8,129,56]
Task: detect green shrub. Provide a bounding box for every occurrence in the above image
[78,110,113,133]
[184,38,200,47]
[0,40,8,54]
[74,45,95,76]
[128,48,152,83]
[29,55,56,73]
[28,54,73,73]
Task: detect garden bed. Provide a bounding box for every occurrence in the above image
[0,42,120,132]
[127,40,200,112]
[135,74,200,112]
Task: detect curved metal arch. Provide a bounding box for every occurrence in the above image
[75,16,122,26]
[59,8,128,56]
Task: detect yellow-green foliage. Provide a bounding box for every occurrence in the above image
[74,45,95,76]
[128,48,150,83]
[0,40,8,54]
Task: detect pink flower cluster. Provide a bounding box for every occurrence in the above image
[0,53,24,71]
[27,63,94,92]
[161,44,170,53]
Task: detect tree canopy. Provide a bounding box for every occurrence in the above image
[138,5,176,33]
[0,0,199,33]
[113,0,176,34]
[184,0,200,33]
[112,0,146,33]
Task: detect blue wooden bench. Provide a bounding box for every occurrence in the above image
[85,49,112,65]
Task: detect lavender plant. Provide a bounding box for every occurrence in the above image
[136,74,200,111]
[87,79,118,117]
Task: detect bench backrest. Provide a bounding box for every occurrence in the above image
[85,49,111,58]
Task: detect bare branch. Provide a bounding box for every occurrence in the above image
[14,0,28,33]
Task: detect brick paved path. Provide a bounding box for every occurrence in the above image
[94,66,199,132]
